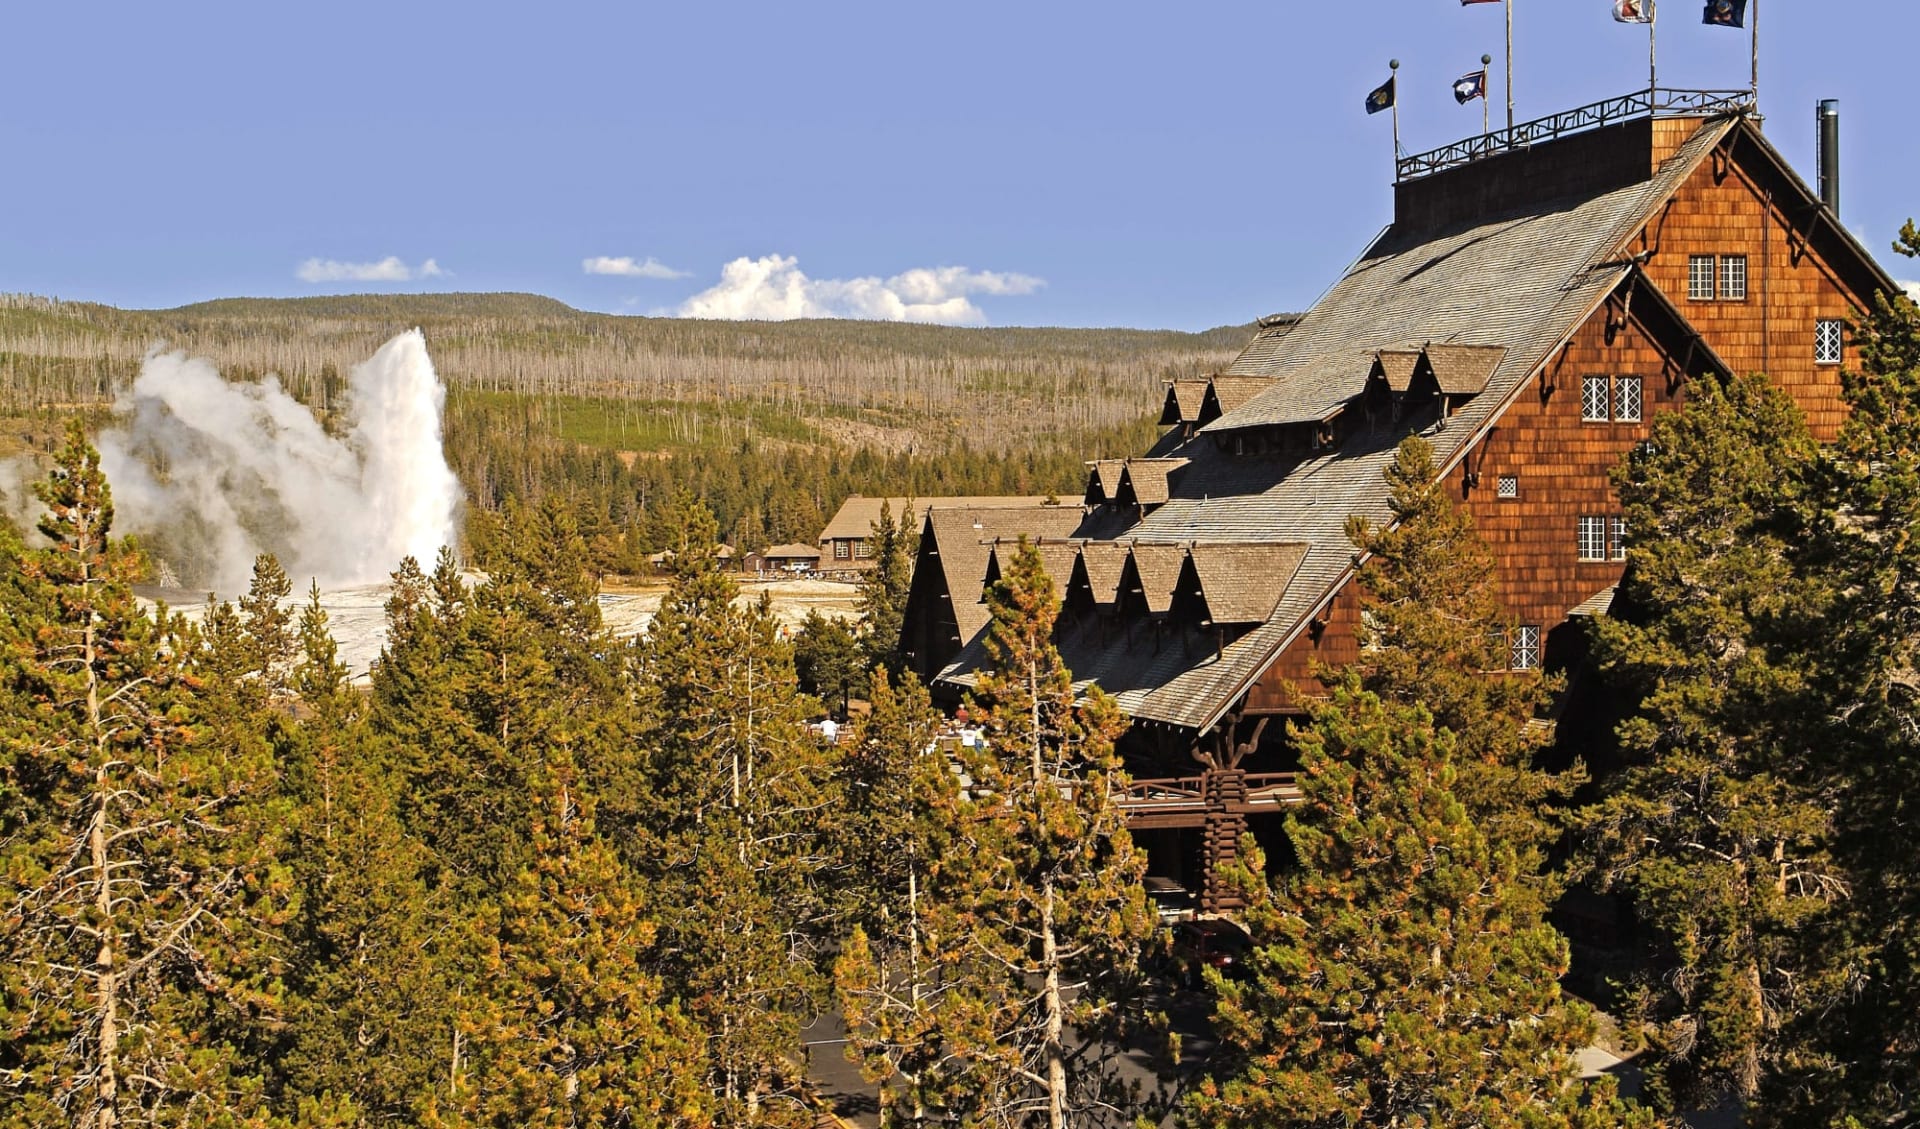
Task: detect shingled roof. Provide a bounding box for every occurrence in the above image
[820,495,1051,543]
[923,505,1086,648]
[1158,380,1211,426]
[1082,461,1127,506]
[935,115,1749,731]
[983,538,1081,607]
[1176,543,1309,625]
[1113,459,1188,507]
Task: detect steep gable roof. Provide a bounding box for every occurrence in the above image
[1083,461,1127,506]
[1176,543,1310,625]
[1113,459,1189,507]
[1159,379,1210,425]
[820,495,1051,542]
[923,505,1086,647]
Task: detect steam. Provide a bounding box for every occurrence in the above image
[97,330,462,594]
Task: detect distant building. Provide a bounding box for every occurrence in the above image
[817,495,1054,569]
[761,543,822,574]
[901,91,1898,914]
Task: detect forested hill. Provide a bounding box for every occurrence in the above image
[0,291,1265,567]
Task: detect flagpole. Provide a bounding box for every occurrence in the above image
[1482,53,1492,137]
[1505,0,1514,131]
[1750,0,1760,114]
[1649,2,1657,103]
[1389,58,1401,168]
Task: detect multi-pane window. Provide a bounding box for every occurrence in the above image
[1817,318,1845,364]
[1689,255,1717,300]
[1582,376,1610,422]
[834,540,851,560]
[1610,516,1629,561]
[1578,516,1608,561]
[854,539,871,559]
[1497,474,1518,499]
[1511,625,1541,671]
[1583,375,1643,423]
[1688,254,1747,300]
[1614,375,1642,422]
[1719,254,1748,300]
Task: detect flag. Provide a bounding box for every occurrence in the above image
[1365,75,1395,115]
[1613,0,1654,23]
[1452,70,1488,104]
[1460,0,1502,5]
[1702,0,1746,27]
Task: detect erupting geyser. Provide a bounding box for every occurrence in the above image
[98,330,462,594]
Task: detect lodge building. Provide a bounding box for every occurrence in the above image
[898,90,1903,916]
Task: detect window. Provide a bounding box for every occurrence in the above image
[1497,474,1518,499]
[834,540,851,560]
[1817,318,1844,365]
[1511,625,1541,671]
[1614,375,1642,423]
[1718,254,1748,301]
[1582,376,1610,422]
[1689,255,1717,300]
[854,539,871,559]
[1610,516,1629,561]
[1578,516,1608,562]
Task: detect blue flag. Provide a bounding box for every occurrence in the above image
[1702,0,1746,27]
[1452,70,1488,104]
[1365,75,1395,115]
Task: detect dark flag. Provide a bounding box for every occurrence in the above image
[1702,0,1746,27]
[1460,0,1502,5]
[1452,70,1488,104]
[1365,75,1396,114]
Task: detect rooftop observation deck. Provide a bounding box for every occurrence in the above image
[1396,87,1757,183]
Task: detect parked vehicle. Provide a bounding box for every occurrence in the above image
[1164,918,1253,987]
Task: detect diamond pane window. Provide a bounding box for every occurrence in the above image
[1719,254,1748,300]
[1817,318,1844,364]
[1497,474,1518,499]
[1582,376,1610,422]
[1615,375,1642,422]
[1511,625,1541,671]
[1689,255,1716,300]
[1578,516,1608,561]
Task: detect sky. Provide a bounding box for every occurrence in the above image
[1,1,1913,331]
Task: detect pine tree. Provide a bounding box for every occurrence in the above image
[791,609,862,713]
[1345,435,1571,869]
[830,668,966,1119]
[431,754,712,1129]
[1187,677,1658,1129]
[875,538,1153,1129]
[237,552,295,698]
[1575,372,1845,1114]
[632,501,834,1126]
[1768,224,1920,1125]
[0,421,292,1128]
[855,500,914,676]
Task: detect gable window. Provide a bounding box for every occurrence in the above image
[1718,254,1748,301]
[854,539,871,559]
[1614,375,1642,423]
[1688,255,1717,300]
[1510,625,1541,671]
[834,540,851,560]
[1578,516,1609,562]
[1816,318,1845,365]
[1497,474,1518,499]
[1582,376,1610,422]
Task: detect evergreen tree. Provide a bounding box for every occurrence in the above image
[866,539,1152,1129]
[791,609,862,713]
[632,502,834,1126]
[1770,224,1920,1125]
[1575,372,1845,1114]
[1188,677,1657,1129]
[0,421,292,1128]
[1345,435,1570,869]
[237,552,296,698]
[855,500,915,676]
[830,668,965,1120]
[431,754,712,1129]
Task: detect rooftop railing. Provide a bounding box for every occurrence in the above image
[1396,88,1757,182]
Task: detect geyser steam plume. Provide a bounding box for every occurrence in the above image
[99,329,462,594]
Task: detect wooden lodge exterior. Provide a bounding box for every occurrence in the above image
[898,91,1903,916]
[817,495,1051,570]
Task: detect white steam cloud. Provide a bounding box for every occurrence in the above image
[97,330,462,595]
[674,255,1044,326]
[583,255,689,279]
[296,256,446,283]
[1901,279,1920,304]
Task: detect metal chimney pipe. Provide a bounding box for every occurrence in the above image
[1817,99,1841,217]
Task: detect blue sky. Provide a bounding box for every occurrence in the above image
[2,0,1912,330]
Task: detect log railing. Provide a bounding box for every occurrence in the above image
[1114,772,1301,815]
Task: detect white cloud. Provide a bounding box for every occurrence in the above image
[296,256,446,283]
[583,255,690,279]
[1901,279,1920,304]
[673,255,1044,326]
